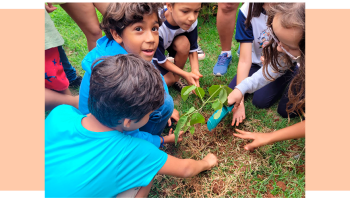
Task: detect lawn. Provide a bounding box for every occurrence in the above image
[49,3,305,198]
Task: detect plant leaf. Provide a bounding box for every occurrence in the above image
[212,99,223,110]
[174,115,188,145]
[218,89,227,104]
[214,108,222,119]
[208,85,222,97]
[195,87,205,100]
[185,107,196,115]
[181,85,197,102]
[223,86,233,105]
[189,127,195,135]
[190,113,205,125]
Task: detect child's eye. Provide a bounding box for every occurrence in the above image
[182,10,188,14]
[152,27,159,31]
[135,27,143,31]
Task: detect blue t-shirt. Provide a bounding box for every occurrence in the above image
[79,36,169,115]
[45,105,168,198]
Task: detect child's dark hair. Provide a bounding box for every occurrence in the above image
[245,3,265,29]
[100,3,164,40]
[88,54,165,128]
[262,3,305,118]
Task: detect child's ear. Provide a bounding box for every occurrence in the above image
[166,3,173,12]
[111,29,123,45]
[123,118,132,128]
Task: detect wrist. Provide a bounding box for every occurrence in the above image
[163,135,171,143]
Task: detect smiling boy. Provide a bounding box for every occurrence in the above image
[79,3,178,138]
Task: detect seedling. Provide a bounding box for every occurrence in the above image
[174,85,232,144]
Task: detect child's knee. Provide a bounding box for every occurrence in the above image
[172,36,190,54]
[218,3,239,14]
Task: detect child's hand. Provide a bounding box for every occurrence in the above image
[45,3,57,13]
[233,129,273,151]
[184,72,201,87]
[231,101,246,126]
[168,109,180,126]
[227,88,243,108]
[163,128,184,143]
[191,71,203,88]
[202,153,218,169]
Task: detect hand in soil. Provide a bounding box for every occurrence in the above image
[231,102,246,126]
[233,129,272,151]
[164,128,184,143]
[168,109,180,126]
[203,153,218,169]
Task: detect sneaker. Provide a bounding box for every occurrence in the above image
[69,75,82,87]
[173,79,188,92]
[213,53,232,76]
[166,53,174,63]
[197,46,205,60]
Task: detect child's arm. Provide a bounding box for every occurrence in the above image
[124,130,163,148]
[233,120,305,151]
[158,153,218,178]
[188,51,203,87]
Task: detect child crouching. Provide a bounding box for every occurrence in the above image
[45,54,217,198]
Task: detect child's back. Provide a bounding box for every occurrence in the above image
[45,105,167,197]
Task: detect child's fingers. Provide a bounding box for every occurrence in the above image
[168,128,173,134]
[235,129,250,135]
[167,119,172,126]
[233,133,252,140]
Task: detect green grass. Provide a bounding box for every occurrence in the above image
[49,4,304,198]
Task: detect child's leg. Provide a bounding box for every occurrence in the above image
[57,46,77,83]
[171,35,190,82]
[163,72,177,87]
[60,3,102,51]
[139,92,174,136]
[252,66,296,109]
[45,88,79,111]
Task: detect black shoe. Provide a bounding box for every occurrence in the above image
[69,75,82,87]
[173,79,188,92]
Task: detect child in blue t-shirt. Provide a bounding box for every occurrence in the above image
[153,3,203,91]
[45,54,218,198]
[79,3,179,137]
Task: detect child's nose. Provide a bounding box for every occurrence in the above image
[145,30,155,43]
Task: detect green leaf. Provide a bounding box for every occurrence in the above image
[189,127,195,135]
[212,99,223,110]
[208,85,222,97]
[190,113,205,125]
[185,107,196,115]
[174,115,188,145]
[223,86,233,106]
[214,108,222,119]
[218,89,227,104]
[181,85,197,102]
[195,87,205,100]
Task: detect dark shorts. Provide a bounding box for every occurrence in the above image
[154,33,188,76]
[45,47,69,91]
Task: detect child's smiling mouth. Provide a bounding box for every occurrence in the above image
[142,49,155,56]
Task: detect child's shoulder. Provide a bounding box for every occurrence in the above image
[46,105,82,125]
[239,3,250,16]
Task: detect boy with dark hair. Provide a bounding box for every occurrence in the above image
[45,54,217,198]
[79,3,179,138]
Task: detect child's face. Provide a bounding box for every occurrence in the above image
[272,13,303,58]
[112,13,159,62]
[167,3,201,31]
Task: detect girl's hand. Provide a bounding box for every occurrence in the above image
[233,129,273,151]
[232,102,246,126]
[227,89,243,108]
[168,109,180,126]
[45,3,57,13]
[163,128,184,143]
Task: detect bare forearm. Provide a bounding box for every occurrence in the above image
[189,51,199,73]
[269,121,305,144]
[159,60,187,77]
[237,61,251,85]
